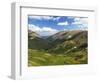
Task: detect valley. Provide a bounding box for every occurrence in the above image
[28,30,88,66]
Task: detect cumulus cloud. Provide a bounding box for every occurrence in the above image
[72,17,88,30]
[28,24,58,36]
[57,21,68,26]
[28,16,60,21]
[73,18,88,26]
[28,24,41,31]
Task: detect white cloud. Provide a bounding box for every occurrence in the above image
[28,24,41,32]
[57,21,68,26]
[29,16,41,20]
[29,16,50,20]
[28,24,58,36]
[73,17,88,25]
[72,17,88,30]
[42,27,58,32]
[67,16,74,19]
[29,16,61,21]
[74,18,80,21]
[29,16,53,20]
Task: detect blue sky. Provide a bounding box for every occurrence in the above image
[28,15,88,36]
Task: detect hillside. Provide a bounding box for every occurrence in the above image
[28,30,88,66]
[47,30,87,54]
[28,30,51,50]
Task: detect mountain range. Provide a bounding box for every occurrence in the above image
[28,30,88,66]
[28,30,87,53]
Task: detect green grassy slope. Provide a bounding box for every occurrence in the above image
[28,30,88,66]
